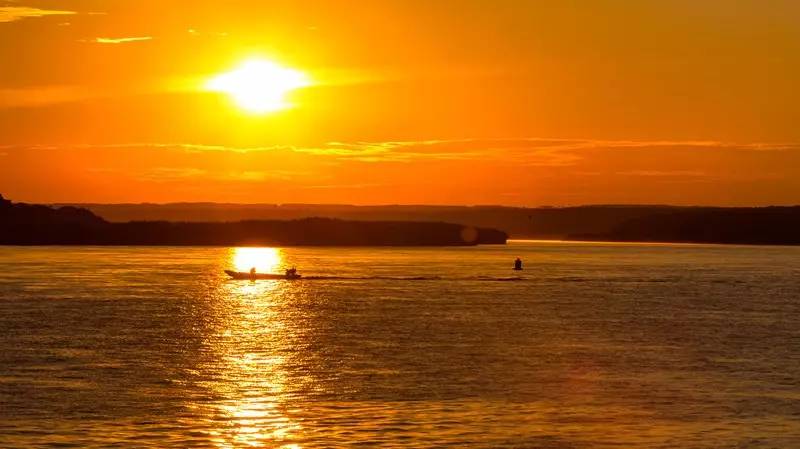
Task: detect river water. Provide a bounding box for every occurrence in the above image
[0,241,799,448]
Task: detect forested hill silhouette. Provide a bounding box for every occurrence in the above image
[65,201,800,244]
[0,195,506,246]
[572,207,800,245]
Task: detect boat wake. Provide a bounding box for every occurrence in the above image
[301,275,526,281]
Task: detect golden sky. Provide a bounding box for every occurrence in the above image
[1,0,799,205]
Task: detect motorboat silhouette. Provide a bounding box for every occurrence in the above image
[224,269,302,280]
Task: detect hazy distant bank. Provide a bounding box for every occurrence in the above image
[570,207,800,246]
[63,201,800,246]
[0,196,506,246]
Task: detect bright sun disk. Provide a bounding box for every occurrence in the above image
[206,59,309,113]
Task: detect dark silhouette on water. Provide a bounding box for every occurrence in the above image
[66,201,800,243]
[0,195,507,246]
[514,258,523,270]
[225,269,302,280]
[5,194,798,246]
[571,208,800,245]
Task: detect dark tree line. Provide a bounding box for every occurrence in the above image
[0,195,507,246]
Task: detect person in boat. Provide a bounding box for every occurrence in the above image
[285,267,297,277]
[514,258,523,270]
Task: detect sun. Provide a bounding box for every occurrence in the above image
[206,59,309,113]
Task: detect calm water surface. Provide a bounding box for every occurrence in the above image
[1,241,799,448]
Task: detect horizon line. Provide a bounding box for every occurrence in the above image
[46,200,800,209]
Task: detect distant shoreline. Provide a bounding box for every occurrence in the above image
[509,239,800,248]
[4,195,799,247]
[62,201,800,246]
[2,240,796,249]
[0,195,507,247]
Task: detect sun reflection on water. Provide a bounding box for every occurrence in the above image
[201,251,303,448]
[231,247,282,273]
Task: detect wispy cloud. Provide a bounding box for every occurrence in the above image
[5,138,798,206]
[7,139,800,167]
[211,170,303,182]
[4,139,785,154]
[135,167,206,182]
[6,138,800,188]
[0,86,87,108]
[83,36,153,44]
[300,182,386,190]
[186,28,228,37]
[618,170,706,177]
[286,138,800,166]
[130,167,305,183]
[0,6,75,23]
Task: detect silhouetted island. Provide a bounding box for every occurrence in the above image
[62,200,800,245]
[0,195,507,246]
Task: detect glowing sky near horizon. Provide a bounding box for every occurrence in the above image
[1,0,799,205]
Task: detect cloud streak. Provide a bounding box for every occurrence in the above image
[286,138,800,166]
[84,36,153,44]
[0,86,87,108]
[128,167,308,183]
[0,6,75,23]
[618,170,707,177]
[5,138,800,205]
[6,138,800,166]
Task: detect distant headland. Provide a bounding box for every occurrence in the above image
[5,195,800,246]
[0,195,507,246]
[58,199,800,246]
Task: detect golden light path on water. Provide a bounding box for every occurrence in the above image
[202,247,302,448]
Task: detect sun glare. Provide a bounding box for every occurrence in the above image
[232,247,282,273]
[206,59,309,113]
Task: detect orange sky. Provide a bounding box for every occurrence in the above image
[1,0,799,205]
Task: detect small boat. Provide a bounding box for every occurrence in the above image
[224,270,302,280]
